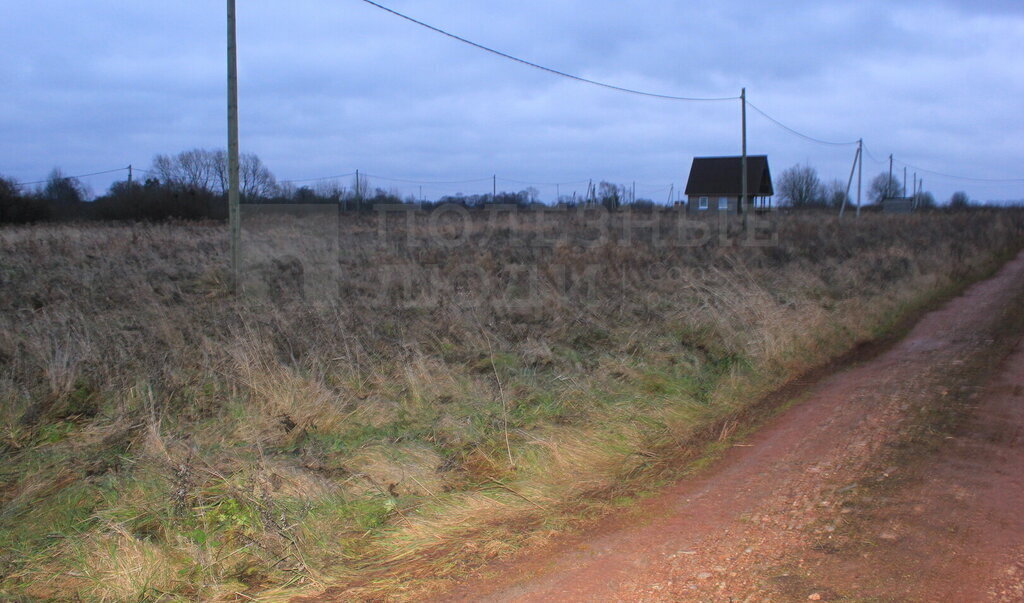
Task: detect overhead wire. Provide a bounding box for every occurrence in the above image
[17,167,129,187]
[745,101,859,147]
[279,172,357,184]
[357,0,738,103]
[361,173,493,185]
[892,159,1024,183]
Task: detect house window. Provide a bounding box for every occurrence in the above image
[718,197,729,210]
[698,196,708,210]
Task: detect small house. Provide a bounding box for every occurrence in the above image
[684,155,774,214]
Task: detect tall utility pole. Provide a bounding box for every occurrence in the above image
[840,143,861,218]
[887,154,894,200]
[903,167,907,198]
[355,169,361,211]
[740,88,748,228]
[227,0,241,292]
[493,174,496,202]
[127,164,133,187]
[856,139,863,218]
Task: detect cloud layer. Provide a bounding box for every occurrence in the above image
[2,0,1022,202]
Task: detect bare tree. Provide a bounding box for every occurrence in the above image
[823,178,849,208]
[151,148,278,200]
[153,149,221,192]
[868,172,902,204]
[39,168,88,205]
[949,191,970,209]
[598,181,624,209]
[778,164,824,207]
[236,153,278,199]
[914,191,937,209]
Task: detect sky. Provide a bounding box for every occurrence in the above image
[2,0,1023,204]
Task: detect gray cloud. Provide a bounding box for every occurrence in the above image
[1,0,1021,202]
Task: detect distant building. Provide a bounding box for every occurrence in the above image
[882,197,914,213]
[684,155,774,214]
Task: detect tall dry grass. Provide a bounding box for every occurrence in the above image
[0,208,1022,599]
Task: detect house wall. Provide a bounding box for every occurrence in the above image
[883,198,913,213]
[687,195,737,213]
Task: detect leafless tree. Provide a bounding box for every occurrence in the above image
[949,191,970,209]
[153,149,221,193]
[868,173,902,204]
[39,168,89,205]
[151,148,278,200]
[823,179,849,208]
[778,164,824,207]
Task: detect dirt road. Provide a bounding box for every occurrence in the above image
[437,250,1024,602]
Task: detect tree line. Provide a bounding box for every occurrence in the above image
[0,148,650,224]
[775,163,976,210]
[1,149,982,224]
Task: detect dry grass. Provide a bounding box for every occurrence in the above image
[0,208,1022,599]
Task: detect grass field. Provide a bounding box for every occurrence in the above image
[1,208,1021,599]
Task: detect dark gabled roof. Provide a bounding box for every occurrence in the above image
[684,155,774,196]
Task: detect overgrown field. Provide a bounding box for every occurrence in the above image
[1,209,1021,599]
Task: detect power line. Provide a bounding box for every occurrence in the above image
[17,167,129,187]
[279,172,357,184]
[745,101,859,147]
[362,173,493,185]
[862,144,888,165]
[498,177,591,187]
[357,0,738,103]
[891,158,1024,184]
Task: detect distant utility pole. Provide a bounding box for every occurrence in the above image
[740,88,748,228]
[856,139,863,217]
[355,169,361,211]
[903,166,907,198]
[227,0,241,292]
[888,154,894,200]
[840,142,861,218]
[493,174,497,202]
[127,164,133,187]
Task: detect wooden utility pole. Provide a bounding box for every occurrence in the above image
[740,88,748,228]
[355,169,361,211]
[840,143,861,218]
[856,139,863,218]
[127,164,133,187]
[903,166,907,198]
[227,0,241,291]
[493,174,496,202]
[887,154,894,200]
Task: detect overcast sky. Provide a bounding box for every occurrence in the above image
[2,0,1023,203]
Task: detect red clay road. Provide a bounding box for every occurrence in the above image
[435,249,1024,602]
